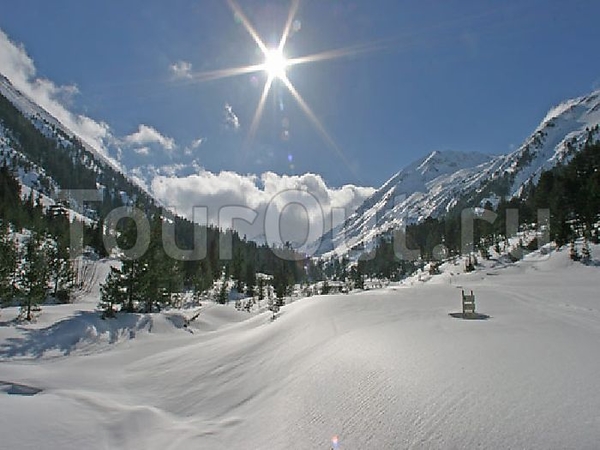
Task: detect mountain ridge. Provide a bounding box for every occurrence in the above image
[2,69,599,260]
[315,89,600,258]
[0,75,159,221]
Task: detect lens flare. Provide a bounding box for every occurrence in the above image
[183,0,383,179]
[264,48,288,80]
[332,435,340,448]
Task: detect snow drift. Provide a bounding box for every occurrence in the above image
[1,248,600,449]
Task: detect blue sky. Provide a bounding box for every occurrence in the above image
[1,0,599,187]
[1,0,600,243]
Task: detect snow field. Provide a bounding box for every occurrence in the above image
[1,248,599,449]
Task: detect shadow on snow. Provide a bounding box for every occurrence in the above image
[0,311,154,359]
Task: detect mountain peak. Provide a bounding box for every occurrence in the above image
[316,88,600,258]
[540,89,600,128]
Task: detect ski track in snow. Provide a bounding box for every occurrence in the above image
[1,251,600,449]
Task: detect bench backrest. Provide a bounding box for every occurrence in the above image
[462,290,475,313]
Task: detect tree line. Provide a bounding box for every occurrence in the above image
[0,160,318,318]
[98,211,315,317]
[0,88,323,318]
[99,138,600,308]
[344,140,600,281]
[1,80,598,315]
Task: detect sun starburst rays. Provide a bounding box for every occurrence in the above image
[263,48,288,80]
[188,63,265,83]
[278,0,301,52]
[226,0,268,55]
[287,39,391,68]
[280,75,352,170]
[187,0,370,175]
[247,76,273,144]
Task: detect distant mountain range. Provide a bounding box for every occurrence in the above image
[314,90,600,257]
[1,72,599,260]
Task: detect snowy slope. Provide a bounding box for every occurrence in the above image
[315,150,498,256]
[317,90,600,257]
[0,74,120,172]
[0,75,160,218]
[1,248,600,449]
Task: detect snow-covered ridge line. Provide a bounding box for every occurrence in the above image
[0,75,163,215]
[0,74,123,175]
[316,89,600,257]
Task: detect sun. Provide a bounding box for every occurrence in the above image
[187,0,375,176]
[263,48,288,80]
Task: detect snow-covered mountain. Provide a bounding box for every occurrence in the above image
[0,75,157,218]
[3,65,600,256]
[317,90,600,257]
[0,75,122,173]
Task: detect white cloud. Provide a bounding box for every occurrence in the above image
[124,124,175,151]
[151,170,375,251]
[191,137,204,149]
[184,137,205,156]
[170,60,193,79]
[0,29,178,170]
[0,27,376,251]
[133,146,150,156]
[0,29,116,166]
[224,103,240,131]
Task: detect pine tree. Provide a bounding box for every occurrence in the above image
[163,259,183,308]
[465,255,475,272]
[217,277,228,305]
[231,248,245,294]
[569,241,580,261]
[193,261,213,301]
[134,212,184,313]
[47,236,74,303]
[320,279,331,295]
[138,214,162,313]
[121,258,145,312]
[0,223,17,306]
[272,263,289,306]
[257,275,265,301]
[99,266,125,318]
[581,238,591,264]
[350,265,364,290]
[118,216,147,313]
[139,217,168,313]
[0,164,21,227]
[245,262,256,297]
[19,233,51,320]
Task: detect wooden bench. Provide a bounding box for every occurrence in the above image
[462,290,476,317]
